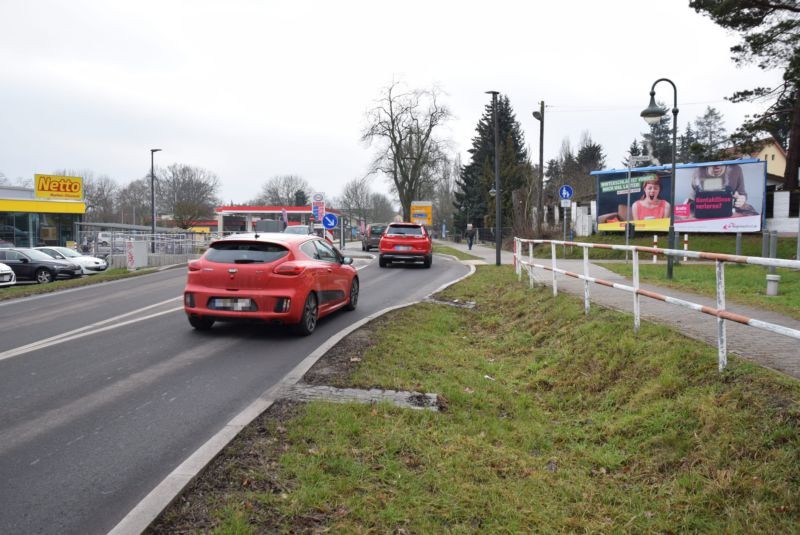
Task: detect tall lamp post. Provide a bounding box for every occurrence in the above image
[641,78,678,279]
[150,148,162,253]
[532,101,545,237]
[486,90,501,266]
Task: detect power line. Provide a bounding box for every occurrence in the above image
[546,99,729,113]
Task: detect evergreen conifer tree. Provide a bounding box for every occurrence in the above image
[454,95,529,230]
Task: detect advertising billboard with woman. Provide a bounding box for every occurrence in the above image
[593,158,765,233]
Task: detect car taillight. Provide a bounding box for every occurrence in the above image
[273,262,305,276]
[188,261,201,272]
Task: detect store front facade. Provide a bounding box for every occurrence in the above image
[0,176,86,248]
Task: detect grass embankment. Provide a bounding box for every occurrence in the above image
[0,268,157,302]
[156,266,800,533]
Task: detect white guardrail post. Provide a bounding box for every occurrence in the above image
[528,242,534,289]
[551,242,558,296]
[716,259,727,371]
[582,246,590,315]
[633,248,640,333]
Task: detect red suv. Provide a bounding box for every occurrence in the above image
[378,222,432,268]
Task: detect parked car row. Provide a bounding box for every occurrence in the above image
[0,247,107,286]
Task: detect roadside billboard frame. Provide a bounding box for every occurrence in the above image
[591,158,765,234]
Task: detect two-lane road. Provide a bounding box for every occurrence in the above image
[0,252,469,534]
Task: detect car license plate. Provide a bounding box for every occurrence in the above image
[211,297,253,311]
[395,245,411,251]
[0,274,10,282]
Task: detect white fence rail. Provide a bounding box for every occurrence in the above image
[513,238,800,372]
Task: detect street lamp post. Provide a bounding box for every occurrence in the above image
[532,101,545,237]
[486,90,501,266]
[150,148,162,253]
[641,78,678,279]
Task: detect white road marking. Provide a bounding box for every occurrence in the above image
[0,297,183,362]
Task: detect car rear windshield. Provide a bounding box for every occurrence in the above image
[370,226,386,236]
[206,242,289,264]
[386,225,423,236]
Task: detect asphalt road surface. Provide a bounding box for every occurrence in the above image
[0,252,469,534]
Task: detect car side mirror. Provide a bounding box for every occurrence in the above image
[342,257,353,265]
[20,258,29,263]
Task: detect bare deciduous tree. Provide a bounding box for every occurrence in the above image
[54,169,118,222]
[117,178,150,225]
[362,82,451,220]
[337,175,373,224]
[370,192,397,223]
[253,175,311,206]
[158,164,221,229]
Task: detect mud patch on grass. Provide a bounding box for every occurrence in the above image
[303,316,388,387]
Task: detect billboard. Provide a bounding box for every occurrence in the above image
[410,201,432,226]
[593,159,765,233]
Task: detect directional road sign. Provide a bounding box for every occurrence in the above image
[322,213,339,229]
[559,185,574,200]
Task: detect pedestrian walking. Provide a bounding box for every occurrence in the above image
[466,224,475,250]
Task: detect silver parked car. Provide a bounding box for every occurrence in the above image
[35,246,108,275]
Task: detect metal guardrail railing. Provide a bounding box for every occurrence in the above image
[513,238,800,372]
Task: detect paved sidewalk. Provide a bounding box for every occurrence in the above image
[436,239,800,380]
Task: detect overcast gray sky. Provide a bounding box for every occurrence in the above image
[0,0,781,204]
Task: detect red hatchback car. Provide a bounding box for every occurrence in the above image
[378,222,432,268]
[184,233,358,335]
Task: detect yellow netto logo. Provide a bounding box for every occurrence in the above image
[34,174,84,200]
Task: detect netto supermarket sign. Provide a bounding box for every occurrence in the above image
[34,174,84,200]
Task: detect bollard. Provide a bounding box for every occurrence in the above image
[683,233,688,262]
[766,274,781,296]
[652,234,658,264]
[769,231,778,275]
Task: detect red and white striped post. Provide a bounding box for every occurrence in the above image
[683,233,689,262]
[652,235,658,263]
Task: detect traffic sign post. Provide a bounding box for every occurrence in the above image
[559,185,573,255]
[322,213,338,229]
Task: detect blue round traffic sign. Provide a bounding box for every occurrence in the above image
[559,185,574,200]
[322,213,339,229]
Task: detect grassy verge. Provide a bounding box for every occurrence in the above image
[433,244,483,261]
[599,263,800,320]
[153,266,800,533]
[0,268,161,302]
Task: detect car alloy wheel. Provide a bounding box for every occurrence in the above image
[295,292,318,335]
[35,268,54,284]
[345,278,359,311]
